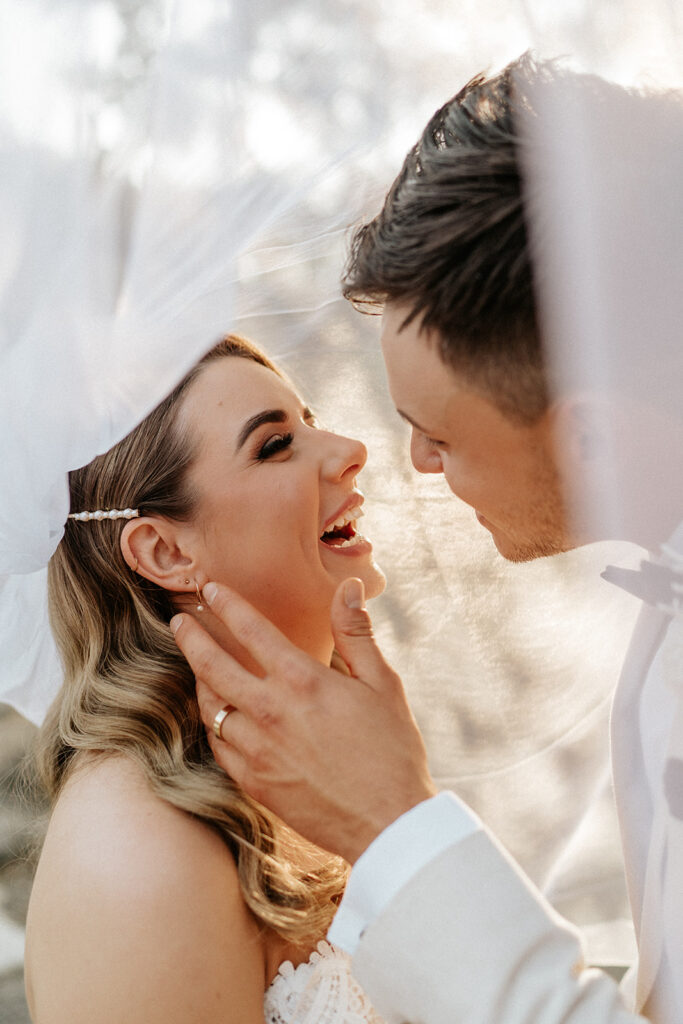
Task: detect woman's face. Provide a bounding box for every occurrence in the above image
[177,356,385,659]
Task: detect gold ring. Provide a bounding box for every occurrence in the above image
[212,704,235,740]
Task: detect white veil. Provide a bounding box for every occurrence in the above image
[519,16,683,554]
[514,2,683,975]
[3,0,677,967]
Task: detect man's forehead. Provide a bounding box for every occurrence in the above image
[381,305,431,374]
[380,306,464,388]
[380,306,473,432]
[380,302,420,345]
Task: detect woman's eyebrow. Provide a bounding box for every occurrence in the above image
[236,409,288,451]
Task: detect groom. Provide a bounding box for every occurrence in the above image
[172,58,683,1023]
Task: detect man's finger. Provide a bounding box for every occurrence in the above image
[331,578,399,693]
[209,702,237,742]
[202,582,308,676]
[197,678,256,743]
[201,694,247,749]
[206,716,276,805]
[196,676,228,732]
[171,612,253,706]
[206,729,249,788]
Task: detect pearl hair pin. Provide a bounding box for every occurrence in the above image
[68,508,139,522]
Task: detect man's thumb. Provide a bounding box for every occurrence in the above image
[331,579,393,689]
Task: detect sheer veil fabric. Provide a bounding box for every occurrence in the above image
[2,0,678,967]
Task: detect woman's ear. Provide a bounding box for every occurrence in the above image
[120,517,195,592]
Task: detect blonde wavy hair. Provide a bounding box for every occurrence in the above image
[37,334,347,944]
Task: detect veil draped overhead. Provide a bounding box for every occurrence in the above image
[515,7,683,974]
[519,16,683,555]
[2,0,679,966]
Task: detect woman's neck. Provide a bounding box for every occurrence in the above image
[173,597,335,676]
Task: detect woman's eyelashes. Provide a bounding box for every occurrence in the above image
[256,431,294,460]
[253,410,319,461]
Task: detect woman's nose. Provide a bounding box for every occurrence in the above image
[323,431,367,481]
[410,429,443,474]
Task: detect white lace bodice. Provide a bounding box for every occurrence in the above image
[263,941,386,1024]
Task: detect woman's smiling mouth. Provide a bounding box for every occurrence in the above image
[319,503,370,551]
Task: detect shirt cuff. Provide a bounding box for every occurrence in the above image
[328,790,481,954]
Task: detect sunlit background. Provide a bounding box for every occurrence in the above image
[2,1,682,1019]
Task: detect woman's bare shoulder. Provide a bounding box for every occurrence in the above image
[41,754,227,875]
[26,755,268,1024]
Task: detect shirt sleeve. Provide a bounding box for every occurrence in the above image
[328,790,481,954]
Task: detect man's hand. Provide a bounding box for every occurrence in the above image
[170,577,437,864]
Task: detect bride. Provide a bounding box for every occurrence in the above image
[24,333,387,1024]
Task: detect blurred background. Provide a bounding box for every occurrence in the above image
[2,0,682,1019]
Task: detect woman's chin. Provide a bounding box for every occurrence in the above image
[321,561,385,603]
[320,538,386,600]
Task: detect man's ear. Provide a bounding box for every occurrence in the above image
[549,393,611,468]
[120,517,196,593]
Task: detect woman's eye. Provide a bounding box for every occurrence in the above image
[256,432,294,460]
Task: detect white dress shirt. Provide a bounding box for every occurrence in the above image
[328,791,481,954]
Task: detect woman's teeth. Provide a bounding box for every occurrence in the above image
[328,506,364,531]
[331,532,365,548]
[320,505,366,547]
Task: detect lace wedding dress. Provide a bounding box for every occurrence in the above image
[264,941,386,1024]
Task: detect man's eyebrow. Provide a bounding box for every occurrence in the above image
[236,409,288,451]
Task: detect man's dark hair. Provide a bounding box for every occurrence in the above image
[343,54,548,423]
